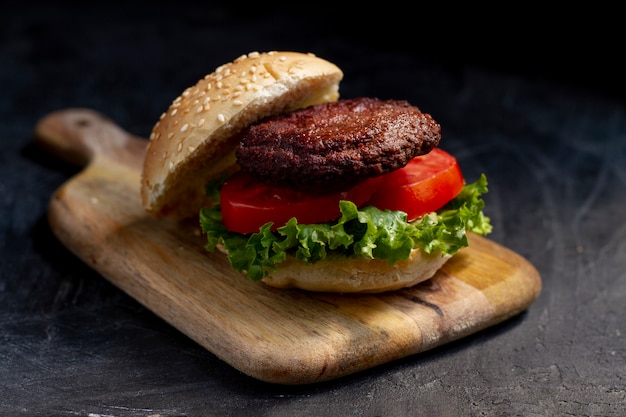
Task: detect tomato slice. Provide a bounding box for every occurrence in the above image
[220,147,464,233]
[366,148,464,221]
[220,173,384,233]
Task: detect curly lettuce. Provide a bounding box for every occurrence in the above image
[200,174,492,281]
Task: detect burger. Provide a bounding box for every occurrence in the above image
[140,51,492,293]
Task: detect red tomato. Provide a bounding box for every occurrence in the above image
[220,148,464,233]
[366,148,464,221]
[220,173,384,233]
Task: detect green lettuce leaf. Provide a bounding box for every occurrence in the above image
[199,174,492,281]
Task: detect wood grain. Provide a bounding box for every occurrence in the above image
[34,108,542,385]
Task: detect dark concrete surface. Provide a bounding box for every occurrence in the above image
[2,3,625,416]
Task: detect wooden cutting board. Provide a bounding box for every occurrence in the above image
[34,108,542,385]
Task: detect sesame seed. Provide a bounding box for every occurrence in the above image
[279,56,287,61]
[188,146,196,152]
[169,161,174,171]
[177,142,183,152]
[180,124,189,132]
[217,114,225,122]
[233,99,243,106]
[167,132,174,139]
[198,118,205,126]
[170,109,178,116]
[202,97,210,104]
[216,81,223,89]
[196,105,203,113]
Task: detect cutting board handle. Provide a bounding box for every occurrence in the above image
[34,108,148,171]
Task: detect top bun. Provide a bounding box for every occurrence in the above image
[141,51,344,220]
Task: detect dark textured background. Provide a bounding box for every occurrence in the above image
[2,3,625,416]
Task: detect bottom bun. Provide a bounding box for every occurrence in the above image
[261,249,452,293]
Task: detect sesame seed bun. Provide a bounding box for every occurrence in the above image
[141,51,344,220]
